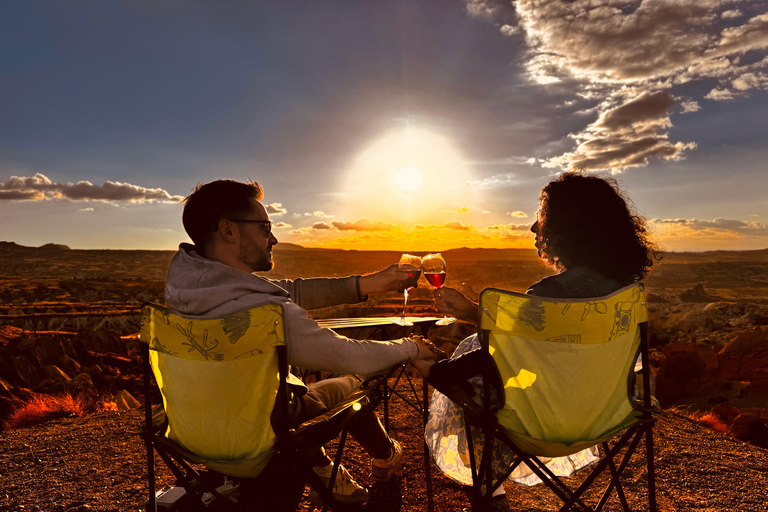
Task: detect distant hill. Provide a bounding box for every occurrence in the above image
[0,241,71,251]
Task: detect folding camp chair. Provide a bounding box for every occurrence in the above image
[139,302,388,511]
[441,283,657,511]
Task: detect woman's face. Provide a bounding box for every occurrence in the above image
[531,208,543,257]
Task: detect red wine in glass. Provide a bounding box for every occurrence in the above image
[424,272,446,289]
[422,253,456,326]
[405,269,422,290]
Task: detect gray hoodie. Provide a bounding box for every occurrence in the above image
[165,243,418,375]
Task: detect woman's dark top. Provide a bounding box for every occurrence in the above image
[429,267,632,390]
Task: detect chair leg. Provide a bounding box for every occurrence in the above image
[646,424,658,512]
[383,378,390,432]
[602,441,630,511]
[145,438,156,512]
[463,422,482,508]
[559,428,640,512]
[593,428,644,512]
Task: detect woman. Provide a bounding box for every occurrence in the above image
[418,171,659,492]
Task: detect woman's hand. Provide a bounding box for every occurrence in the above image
[409,358,436,380]
[433,287,478,322]
[409,335,448,361]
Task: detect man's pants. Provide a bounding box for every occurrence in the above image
[290,376,392,463]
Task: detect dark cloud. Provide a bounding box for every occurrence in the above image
[0,190,44,201]
[312,222,332,230]
[547,91,697,171]
[596,91,675,133]
[0,173,183,203]
[464,0,768,172]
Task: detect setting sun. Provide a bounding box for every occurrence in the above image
[340,126,473,226]
[395,166,422,192]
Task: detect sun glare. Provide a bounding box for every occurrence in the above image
[341,126,473,224]
[395,166,422,192]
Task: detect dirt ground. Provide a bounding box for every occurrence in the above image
[3,380,768,512]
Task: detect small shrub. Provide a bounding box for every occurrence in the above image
[3,393,94,430]
[698,413,730,435]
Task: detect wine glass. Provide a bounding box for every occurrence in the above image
[392,254,422,326]
[422,253,456,326]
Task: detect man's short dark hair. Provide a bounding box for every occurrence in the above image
[182,179,263,250]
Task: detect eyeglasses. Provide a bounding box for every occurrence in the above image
[229,219,272,236]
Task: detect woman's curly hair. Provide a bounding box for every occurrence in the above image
[536,172,660,281]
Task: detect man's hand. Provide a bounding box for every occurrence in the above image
[407,335,446,380]
[434,286,478,322]
[359,264,412,296]
[409,335,447,361]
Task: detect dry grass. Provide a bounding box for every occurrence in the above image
[3,393,96,430]
[697,412,731,435]
[673,407,733,436]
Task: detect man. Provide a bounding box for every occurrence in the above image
[165,179,439,503]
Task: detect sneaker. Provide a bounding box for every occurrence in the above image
[370,439,403,482]
[312,462,369,504]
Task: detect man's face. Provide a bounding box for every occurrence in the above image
[235,199,278,272]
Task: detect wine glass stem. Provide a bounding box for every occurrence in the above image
[401,288,409,322]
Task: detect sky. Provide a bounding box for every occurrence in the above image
[1,0,767,252]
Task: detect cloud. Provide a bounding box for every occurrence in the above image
[546,91,697,172]
[464,1,768,172]
[722,10,743,20]
[442,206,471,214]
[331,218,396,231]
[651,217,768,235]
[732,72,766,91]
[464,0,517,25]
[266,203,286,215]
[79,208,94,212]
[485,222,534,240]
[508,1,767,83]
[443,221,472,231]
[0,190,44,201]
[705,87,737,100]
[312,222,332,230]
[487,223,531,231]
[0,173,183,203]
[413,221,474,231]
[681,100,701,113]
[709,13,768,58]
[507,211,528,218]
[274,222,291,228]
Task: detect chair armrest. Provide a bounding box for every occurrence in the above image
[438,384,498,425]
[287,364,400,445]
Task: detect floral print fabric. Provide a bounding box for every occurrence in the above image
[424,334,599,487]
